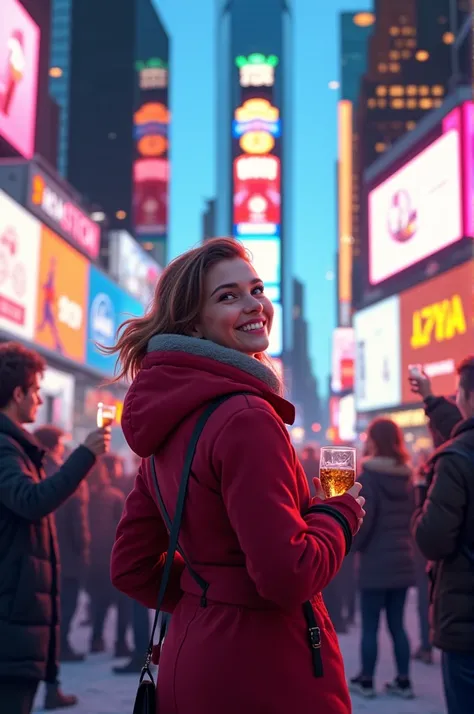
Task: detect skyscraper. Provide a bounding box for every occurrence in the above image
[215,0,292,369]
[48,0,170,264]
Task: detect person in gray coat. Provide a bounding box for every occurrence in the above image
[349,418,415,700]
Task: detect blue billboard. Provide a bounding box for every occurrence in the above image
[86,266,144,376]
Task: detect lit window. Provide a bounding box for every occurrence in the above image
[367,98,376,108]
[116,210,127,220]
[443,32,455,44]
[375,142,386,152]
[389,85,404,96]
[401,50,411,59]
[391,98,405,109]
[432,85,444,96]
[49,67,63,78]
[377,99,387,108]
[389,63,400,72]
[389,26,400,36]
[407,39,417,48]
[406,85,417,95]
[378,63,387,72]
[416,50,430,61]
[389,50,400,60]
[376,85,387,96]
[420,98,433,109]
[406,121,416,130]
[353,12,375,26]
[407,99,417,109]
[419,85,429,96]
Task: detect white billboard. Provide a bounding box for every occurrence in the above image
[331,327,355,393]
[354,296,401,411]
[108,231,162,308]
[0,190,41,339]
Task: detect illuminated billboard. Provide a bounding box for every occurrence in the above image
[133,57,169,241]
[28,167,100,259]
[369,128,463,285]
[338,100,353,326]
[354,296,401,411]
[462,101,474,236]
[0,0,40,159]
[400,262,473,402]
[235,53,278,87]
[232,51,282,357]
[331,327,355,393]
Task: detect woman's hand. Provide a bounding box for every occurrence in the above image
[312,477,326,500]
[347,481,366,531]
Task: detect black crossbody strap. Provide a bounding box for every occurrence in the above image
[140,392,252,680]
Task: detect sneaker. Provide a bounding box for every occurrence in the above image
[413,646,433,665]
[44,684,78,710]
[385,677,415,699]
[349,675,376,698]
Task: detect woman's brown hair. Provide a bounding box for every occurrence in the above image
[104,237,276,381]
[366,417,410,465]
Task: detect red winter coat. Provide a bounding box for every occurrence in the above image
[111,335,361,714]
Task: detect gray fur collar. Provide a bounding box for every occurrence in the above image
[147,334,282,395]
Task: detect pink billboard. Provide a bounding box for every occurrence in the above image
[0,0,40,159]
[368,128,463,285]
[462,101,474,237]
[133,158,168,235]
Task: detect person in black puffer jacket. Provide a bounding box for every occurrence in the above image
[349,418,415,701]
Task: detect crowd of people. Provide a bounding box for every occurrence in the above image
[0,238,472,714]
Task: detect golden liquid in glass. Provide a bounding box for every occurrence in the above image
[320,467,355,498]
[97,410,114,428]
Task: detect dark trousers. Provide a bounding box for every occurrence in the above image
[442,651,474,714]
[133,599,150,654]
[0,678,39,714]
[414,548,431,651]
[61,576,80,648]
[90,577,131,645]
[360,588,411,679]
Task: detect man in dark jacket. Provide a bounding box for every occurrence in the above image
[412,357,474,714]
[0,342,110,714]
[34,425,91,663]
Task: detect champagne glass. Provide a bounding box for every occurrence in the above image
[96,402,116,428]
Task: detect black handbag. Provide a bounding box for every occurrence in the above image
[132,393,249,714]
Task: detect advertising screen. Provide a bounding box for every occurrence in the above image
[35,227,88,363]
[339,394,356,442]
[400,262,473,402]
[268,302,282,357]
[240,237,280,285]
[28,168,100,259]
[0,0,40,159]
[133,158,168,235]
[369,129,463,285]
[463,101,474,236]
[233,155,280,236]
[331,327,355,393]
[86,267,123,375]
[108,230,162,308]
[354,296,401,411]
[0,190,41,339]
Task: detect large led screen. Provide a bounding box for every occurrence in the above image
[0,0,40,159]
[268,302,282,357]
[463,101,474,237]
[354,296,401,411]
[0,190,41,339]
[369,129,463,285]
[240,237,280,285]
[400,261,473,402]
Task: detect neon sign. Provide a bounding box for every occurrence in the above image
[28,171,100,259]
[234,155,280,181]
[233,99,281,139]
[235,53,278,87]
[135,58,168,89]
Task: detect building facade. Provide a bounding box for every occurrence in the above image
[215,0,293,367]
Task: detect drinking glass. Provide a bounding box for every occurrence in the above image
[319,446,356,498]
[97,402,116,428]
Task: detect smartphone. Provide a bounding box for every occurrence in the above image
[408,364,422,379]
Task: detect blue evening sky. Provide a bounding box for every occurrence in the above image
[154,0,371,396]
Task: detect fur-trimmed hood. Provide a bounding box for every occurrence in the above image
[362,456,413,501]
[121,335,294,457]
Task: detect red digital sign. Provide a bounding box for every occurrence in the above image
[233,175,280,227]
[133,158,168,235]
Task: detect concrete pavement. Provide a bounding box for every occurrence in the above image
[33,588,446,713]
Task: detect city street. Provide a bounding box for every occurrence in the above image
[33,589,445,714]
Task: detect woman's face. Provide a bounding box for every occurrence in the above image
[193,257,273,356]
